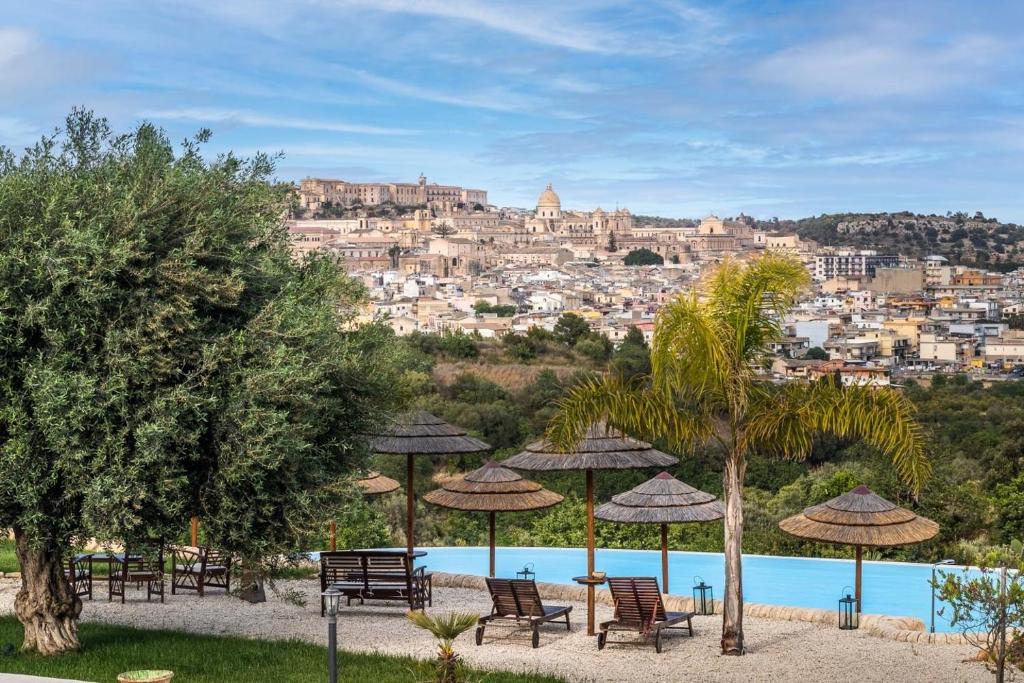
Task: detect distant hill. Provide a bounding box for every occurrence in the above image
[753,212,1024,269]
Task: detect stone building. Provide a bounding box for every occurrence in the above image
[524,184,634,243]
[299,175,487,212]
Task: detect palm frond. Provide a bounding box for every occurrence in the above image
[710,254,810,361]
[649,293,731,407]
[406,610,479,641]
[545,374,711,455]
[745,380,930,495]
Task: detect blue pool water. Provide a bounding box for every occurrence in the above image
[375,546,974,632]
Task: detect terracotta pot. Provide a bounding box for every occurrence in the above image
[117,671,174,683]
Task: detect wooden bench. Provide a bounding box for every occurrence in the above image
[319,550,431,615]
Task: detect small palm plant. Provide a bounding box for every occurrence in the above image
[407,610,479,683]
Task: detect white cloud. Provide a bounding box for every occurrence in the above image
[334,68,540,113]
[753,33,1004,99]
[137,107,416,136]
[325,0,632,54]
[0,27,35,66]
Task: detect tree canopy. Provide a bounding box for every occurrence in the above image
[623,248,664,266]
[0,111,403,653]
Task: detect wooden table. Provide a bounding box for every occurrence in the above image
[572,575,607,636]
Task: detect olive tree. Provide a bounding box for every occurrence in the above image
[0,111,401,654]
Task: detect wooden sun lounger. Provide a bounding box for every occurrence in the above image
[476,577,572,648]
[598,576,693,653]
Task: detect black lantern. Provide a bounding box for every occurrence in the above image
[692,576,714,615]
[839,589,858,630]
[516,563,535,581]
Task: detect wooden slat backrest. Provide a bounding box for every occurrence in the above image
[366,555,408,573]
[320,552,365,590]
[486,577,524,616]
[632,577,667,623]
[203,548,230,568]
[609,577,664,628]
[510,579,546,617]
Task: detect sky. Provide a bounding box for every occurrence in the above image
[2,1,1024,220]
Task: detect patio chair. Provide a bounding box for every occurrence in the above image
[172,546,232,597]
[476,578,572,648]
[65,553,93,600]
[109,541,165,604]
[598,576,693,653]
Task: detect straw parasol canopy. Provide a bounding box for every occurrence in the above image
[364,411,491,555]
[779,485,939,612]
[356,471,401,497]
[504,423,679,471]
[423,461,563,577]
[366,410,491,455]
[596,472,724,593]
[503,423,678,635]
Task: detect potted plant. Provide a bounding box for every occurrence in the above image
[117,671,174,683]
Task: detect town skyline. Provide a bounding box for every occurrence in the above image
[3,1,1024,221]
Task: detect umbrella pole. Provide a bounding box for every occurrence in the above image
[489,511,496,578]
[855,544,863,613]
[190,516,198,547]
[661,524,669,594]
[329,522,337,551]
[586,468,595,636]
[407,454,415,556]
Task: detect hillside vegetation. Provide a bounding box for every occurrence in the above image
[358,328,1024,567]
[754,211,1024,267]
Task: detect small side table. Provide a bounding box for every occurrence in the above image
[572,575,607,636]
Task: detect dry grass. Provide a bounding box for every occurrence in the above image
[434,362,577,391]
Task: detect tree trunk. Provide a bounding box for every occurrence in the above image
[12,527,81,655]
[721,454,745,655]
[237,562,266,604]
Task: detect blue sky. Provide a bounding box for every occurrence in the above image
[2,1,1023,220]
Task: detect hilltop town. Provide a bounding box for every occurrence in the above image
[288,176,1024,384]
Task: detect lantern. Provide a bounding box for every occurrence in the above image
[692,576,714,616]
[839,590,858,630]
[517,563,536,581]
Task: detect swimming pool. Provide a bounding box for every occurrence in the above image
[394,546,972,632]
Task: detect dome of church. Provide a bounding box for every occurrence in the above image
[537,183,561,208]
[593,207,605,215]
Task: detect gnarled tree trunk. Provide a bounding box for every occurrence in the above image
[12,527,81,655]
[721,454,745,655]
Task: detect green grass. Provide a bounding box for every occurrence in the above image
[0,538,16,574]
[0,617,565,683]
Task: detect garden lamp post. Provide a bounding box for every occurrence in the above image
[931,558,955,633]
[323,588,342,683]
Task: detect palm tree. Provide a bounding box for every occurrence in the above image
[546,254,929,655]
[407,610,479,683]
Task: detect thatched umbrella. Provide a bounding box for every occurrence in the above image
[423,461,563,577]
[365,411,491,555]
[595,472,723,593]
[357,471,401,496]
[503,423,678,635]
[779,485,938,613]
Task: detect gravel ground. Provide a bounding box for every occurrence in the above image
[0,579,991,682]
